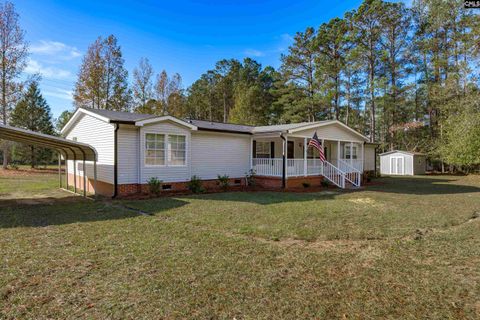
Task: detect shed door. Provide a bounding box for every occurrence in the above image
[390,156,404,175]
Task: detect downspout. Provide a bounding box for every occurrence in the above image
[112,123,119,198]
[280,132,286,189]
[374,144,378,177]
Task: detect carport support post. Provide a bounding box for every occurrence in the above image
[65,154,68,191]
[83,159,86,197]
[73,154,77,194]
[58,152,61,188]
[93,159,97,199]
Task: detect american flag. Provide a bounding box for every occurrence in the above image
[308,132,326,162]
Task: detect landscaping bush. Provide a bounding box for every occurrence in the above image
[321,179,330,188]
[147,177,162,195]
[245,169,256,186]
[302,182,310,188]
[217,174,230,191]
[188,175,204,193]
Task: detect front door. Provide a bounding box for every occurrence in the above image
[287,141,294,159]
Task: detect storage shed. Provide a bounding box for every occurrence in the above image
[379,150,426,176]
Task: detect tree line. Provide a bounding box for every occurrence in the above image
[0,0,479,170]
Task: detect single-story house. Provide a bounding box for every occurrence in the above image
[379,150,426,176]
[61,107,378,196]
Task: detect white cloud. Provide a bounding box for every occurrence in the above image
[30,40,81,60]
[43,88,73,101]
[244,49,265,57]
[25,58,73,80]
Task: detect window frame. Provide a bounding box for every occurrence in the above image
[344,144,358,160]
[255,141,271,158]
[167,134,187,167]
[144,133,167,167]
[144,132,188,167]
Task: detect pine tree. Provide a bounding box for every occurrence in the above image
[280,27,320,122]
[0,1,28,168]
[10,81,54,167]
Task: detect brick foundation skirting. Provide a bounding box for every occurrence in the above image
[254,175,326,189]
[118,177,247,196]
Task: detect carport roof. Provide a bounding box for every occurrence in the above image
[0,124,97,161]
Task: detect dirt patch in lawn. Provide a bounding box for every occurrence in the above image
[0,168,61,177]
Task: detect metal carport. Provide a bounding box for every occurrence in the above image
[0,124,98,198]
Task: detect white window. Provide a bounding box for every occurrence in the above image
[344,144,358,160]
[256,141,271,158]
[145,133,166,166]
[168,135,186,166]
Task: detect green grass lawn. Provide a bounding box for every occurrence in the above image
[1,172,479,319]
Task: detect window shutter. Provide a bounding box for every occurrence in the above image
[270,141,275,158]
[252,140,256,157]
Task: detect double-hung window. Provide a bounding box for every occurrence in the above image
[168,135,186,166]
[344,145,358,160]
[145,133,186,166]
[145,133,166,165]
[256,141,271,158]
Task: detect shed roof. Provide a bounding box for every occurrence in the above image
[0,124,97,161]
[379,150,426,156]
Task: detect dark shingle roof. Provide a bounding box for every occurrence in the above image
[81,108,157,122]
[188,119,253,133]
[80,108,254,133]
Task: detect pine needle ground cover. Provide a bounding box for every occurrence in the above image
[1,172,479,319]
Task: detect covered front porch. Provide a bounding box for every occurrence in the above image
[251,134,365,188]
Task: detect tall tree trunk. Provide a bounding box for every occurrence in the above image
[2,62,7,169]
[369,58,376,143]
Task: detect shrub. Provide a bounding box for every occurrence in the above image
[245,169,256,186]
[188,175,204,193]
[9,163,19,170]
[217,174,230,191]
[302,182,310,188]
[147,177,162,195]
[321,179,330,188]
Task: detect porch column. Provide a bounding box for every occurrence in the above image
[361,142,364,172]
[249,137,253,170]
[337,141,341,166]
[350,141,353,167]
[284,135,288,177]
[303,137,307,176]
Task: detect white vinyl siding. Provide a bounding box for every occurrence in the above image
[117,125,139,184]
[191,132,250,180]
[65,113,114,183]
[140,121,191,183]
[364,145,376,171]
[293,123,364,142]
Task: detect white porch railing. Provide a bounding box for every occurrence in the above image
[339,159,363,172]
[337,159,361,187]
[252,158,283,177]
[322,161,345,188]
[252,158,348,189]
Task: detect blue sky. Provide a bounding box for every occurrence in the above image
[16,0,407,118]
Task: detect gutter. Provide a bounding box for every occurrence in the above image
[280,132,287,189]
[112,123,119,198]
